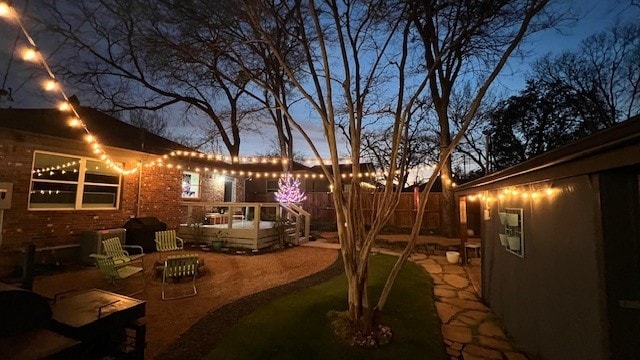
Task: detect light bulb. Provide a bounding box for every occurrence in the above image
[0,2,12,18]
[68,117,81,127]
[43,79,58,91]
[21,48,38,62]
[58,102,71,111]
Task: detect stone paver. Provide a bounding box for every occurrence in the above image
[435,301,462,323]
[419,254,529,360]
[423,262,444,274]
[478,321,506,338]
[443,274,470,288]
[442,324,473,343]
[434,287,458,298]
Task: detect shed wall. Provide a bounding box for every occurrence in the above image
[481,175,605,360]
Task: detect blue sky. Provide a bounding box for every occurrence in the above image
[1,0,638,158]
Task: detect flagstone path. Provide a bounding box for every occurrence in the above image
[409,253,529,360]
[306,240,529,359]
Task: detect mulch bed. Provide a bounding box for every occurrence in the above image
[157,255,344,360]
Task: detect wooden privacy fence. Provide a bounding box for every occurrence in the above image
[245,192,444,231]
[303,192,443,232]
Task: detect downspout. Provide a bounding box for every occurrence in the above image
[136,160,143,217]
[136,128,145,218]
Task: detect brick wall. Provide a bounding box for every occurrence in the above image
[0,130,186,252]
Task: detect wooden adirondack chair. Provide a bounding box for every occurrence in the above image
[162,254,199,300]
[102,237,145,268]
[90,254,145,296]
[154,230,184,259]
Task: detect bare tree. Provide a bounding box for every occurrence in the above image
[360,114,439,189]
[533,22,640,122]
[242,0,559,339]
[40,0,301,158]
[125,109,170,137]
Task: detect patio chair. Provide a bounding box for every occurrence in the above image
[90,254,145,296]
[154,230,184,259]
[162,254,199,300]
[102,237,145,269]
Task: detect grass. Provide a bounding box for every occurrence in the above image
[206,254,446,360]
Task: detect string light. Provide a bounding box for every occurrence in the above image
[21,47,38,62]
[0,2,14,18]
[0,1,140,175]
[467,185,557,202]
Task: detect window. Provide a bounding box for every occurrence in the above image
[182,171,200,198]
[266,180,279,192]
[29,151,121,210]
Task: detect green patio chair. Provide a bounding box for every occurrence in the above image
[162,254,199,300]
[102,237,145,269]
[90,254,145,296]
[154,230,184,260]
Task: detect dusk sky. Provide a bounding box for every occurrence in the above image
[0,0,638,159]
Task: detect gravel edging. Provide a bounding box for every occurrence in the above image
[158,255,344,360]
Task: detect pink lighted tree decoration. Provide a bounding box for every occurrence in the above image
[274,173,307,204]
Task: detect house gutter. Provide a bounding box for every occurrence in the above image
[456,129,640,194]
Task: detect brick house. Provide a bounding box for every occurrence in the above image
[0,106,242,272]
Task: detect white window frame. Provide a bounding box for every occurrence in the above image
[29,150,122,211]
[182,171,201,199]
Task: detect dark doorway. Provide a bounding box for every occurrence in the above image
[599,168,640,359]
[224,177,235,202]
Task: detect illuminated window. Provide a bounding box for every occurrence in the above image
[182,171,200,198]
[29,151,121,210]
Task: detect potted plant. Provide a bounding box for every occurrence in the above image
[446,251,460,264]
[273,216,293,246]
[210,230,226,251]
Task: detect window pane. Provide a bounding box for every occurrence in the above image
[30,182,77,209]
[266,180,279,192]
[85,160,120,184]
[32,153,80,182]
[82,185,118,208]
[182,172,200,198]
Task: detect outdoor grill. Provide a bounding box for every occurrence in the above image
[124,217,167,252]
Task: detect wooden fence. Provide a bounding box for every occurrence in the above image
[248,192,444,232]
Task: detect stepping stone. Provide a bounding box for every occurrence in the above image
[443,274,469,289]
[442,324,472,343]
[435,301,462,323]
[451,342,464,351]
[434,287,457,298]
[442,298,489,312]
[505,351,529,360]
[431,256,449,265]
[458,291,478,300]
[456,310,489,326]
[462,344,503,360]
[447,347,461,357]
[434,284,457,291]
[431,274,446,285]
[410,253,428,261]
[423,262,443,274]
[478,321,506,338]
[442,265,466,274]
[477,335,514,351]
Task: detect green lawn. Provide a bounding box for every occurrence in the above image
[206,254,446,359]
